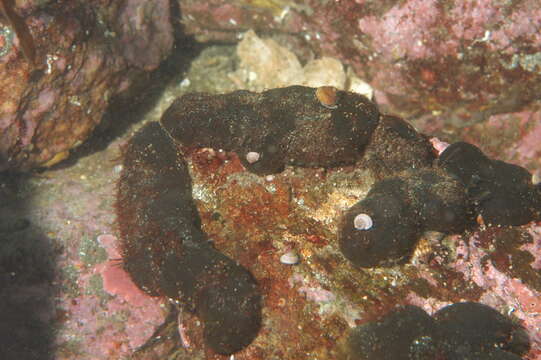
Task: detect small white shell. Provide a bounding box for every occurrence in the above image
[280,251,299,265]
[246,151,260,164]
[353,213,373,230]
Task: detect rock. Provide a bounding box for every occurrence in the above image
[0,0,173,171]
[179,0,541,130]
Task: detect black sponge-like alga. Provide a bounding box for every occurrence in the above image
[340,138,540,268]
[160,85,379,174]
[116,86,539,354]
[117,86,380,354]
[362,115,436,179]
[433,302,530,360]
[346,305,438,360]
[345,302,529,360]
[339,168,472,267]
[339,178,422,267]
[117,122,261,355]
[438,142,541,226]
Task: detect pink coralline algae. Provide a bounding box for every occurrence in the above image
[357,0,541,61]
[55,234,166,359]
[95,234,159,308]
[354,0,541,120]
[404,226,541,359]
[488,2,541,52]
[429,137,450,155]
[179,0,541,129]
[451,227,541,359]
[512,114,541,165]
[57,272,165,359]
[521,227,541,271]
[357,0,453,60]
[116,0,173,71]
[298,284,337,304]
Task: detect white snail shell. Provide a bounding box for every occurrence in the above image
[246,151,260,164]
[354,213,373,230]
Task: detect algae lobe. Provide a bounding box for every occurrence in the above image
[346,305,437,360]
[339,168,473,268]
[439,142,541,226]
[345,302,529,360]
[434,302,530,359]
[118,122,261,354]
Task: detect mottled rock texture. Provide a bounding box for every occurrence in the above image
[2,68,540,359]
[179,0,541,129]
[114,86,541,358]
[0,0,173,171]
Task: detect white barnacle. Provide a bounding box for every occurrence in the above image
[353,213,373,230]
[246,151,260,164]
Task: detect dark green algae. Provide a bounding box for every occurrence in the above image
[345,302,529,360]
[115,85,541,356]
[439,141,541,226]
[117,122,261,354]
[160,85,380,174]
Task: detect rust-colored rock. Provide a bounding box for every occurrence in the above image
[0,0,173,171]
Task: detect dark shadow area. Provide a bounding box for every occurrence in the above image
[0,3,207,358]
[0,172,59,360]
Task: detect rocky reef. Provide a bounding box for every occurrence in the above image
[1,2,541,359]
[179,0,541,130]
[115,85,541,357]
[0,0,173,171]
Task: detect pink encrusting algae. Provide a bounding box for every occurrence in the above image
[521,225,541,271]
[95,234,159,307]
[452,230,541,359]
[87,234,165,355]
[358,0,455,60]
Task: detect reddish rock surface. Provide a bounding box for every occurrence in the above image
[179,0,541,130]
[0,55,539,360]
[4,0,539,169]
[0,0,173,171]
[1,1,540,358]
